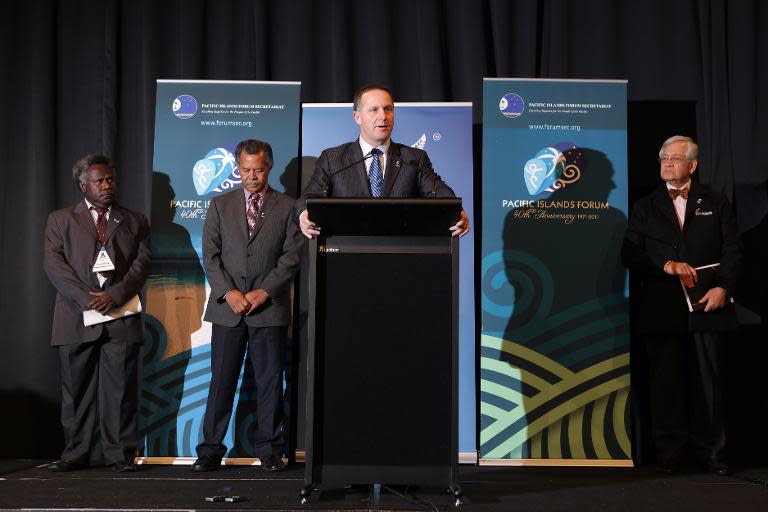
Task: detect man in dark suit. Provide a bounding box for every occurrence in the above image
[297,84,469,238]
[192,139,303,472]
[43,154,151,472]
[622,135,742,475]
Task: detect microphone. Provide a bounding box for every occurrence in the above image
[322,151,376,197]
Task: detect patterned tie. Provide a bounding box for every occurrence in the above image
[369,148,383,197]
[92,207,108,245]
[247,193,261,237]
[668,188,689,200]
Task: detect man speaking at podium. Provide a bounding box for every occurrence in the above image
[297,84,469,238]
[622,135,742,476]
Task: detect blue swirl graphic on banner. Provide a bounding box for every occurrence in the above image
[523,143,583,197]
[192,147,238,196]
[524,147,565,195]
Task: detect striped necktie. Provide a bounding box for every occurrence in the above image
[369,148,383,197]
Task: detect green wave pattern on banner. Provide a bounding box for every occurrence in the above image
[480,333,630,459]
[140,312,293,457]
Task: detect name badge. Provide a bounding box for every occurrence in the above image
[92,246,115,273]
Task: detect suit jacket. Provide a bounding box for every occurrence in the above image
[203,187,303,328]
[297,140,456,216]
[43,201,151,346]
[622,181,742,333]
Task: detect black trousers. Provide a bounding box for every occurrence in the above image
[197,322,285,459]
[58,335,140,465]
[643,331,726,465]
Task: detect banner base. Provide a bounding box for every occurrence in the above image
[479,458,634,467]
[136,457,264,466]
[137,451,481,465]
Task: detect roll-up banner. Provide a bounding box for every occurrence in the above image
[144,80,300,459]
[300,103,477,459]
[480,79,631,465]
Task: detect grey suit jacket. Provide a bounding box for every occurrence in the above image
[202,187,303,328]
[296,140,456,217]
[43,201,151,346]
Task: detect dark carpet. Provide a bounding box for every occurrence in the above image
[1,460,767,511]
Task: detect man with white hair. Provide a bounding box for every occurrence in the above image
[622,135,742,475]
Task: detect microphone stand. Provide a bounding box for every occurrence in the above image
[323,151,376,197]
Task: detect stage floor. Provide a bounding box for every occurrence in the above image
[1,460,767,511]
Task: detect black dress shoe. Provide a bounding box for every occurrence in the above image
[48,459,88,472]
[192,455,221,472]
[706,461,730,476]
[112,460,137,472]
[259,455,285,472]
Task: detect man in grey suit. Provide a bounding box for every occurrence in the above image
[297,84,469,238]
[193,139,303,472]
[43,154,151,472]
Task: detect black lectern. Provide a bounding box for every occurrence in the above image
[301,198,462,503]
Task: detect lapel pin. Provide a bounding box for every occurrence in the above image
[697,198,702,204]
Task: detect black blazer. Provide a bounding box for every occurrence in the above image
[297,140,455,217]
[622,181,742,333]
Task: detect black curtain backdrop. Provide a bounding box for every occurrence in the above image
[1,0,766,461]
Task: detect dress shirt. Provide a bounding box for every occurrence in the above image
[666,181,690,228]
[358,138,391,178]
[84,198,111,224]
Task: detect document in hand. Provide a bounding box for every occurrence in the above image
[680,263,720,312]
[83,294,142,326]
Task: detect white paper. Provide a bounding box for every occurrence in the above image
[83,294,142,326]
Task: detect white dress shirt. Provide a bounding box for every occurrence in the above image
[666,181,690,229]
[358,138,391,178]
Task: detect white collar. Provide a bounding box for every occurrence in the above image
[358,137,391,157]
[84,198,112,212]
[243,185,269,200]
[666,181,691,191]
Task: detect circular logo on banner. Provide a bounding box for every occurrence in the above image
[499,93,525,118]
[172,95,198,119]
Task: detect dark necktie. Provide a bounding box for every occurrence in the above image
[247,193,261,237]
[369,148,383,197]
[92,207,108,245]
[668,188,689,200]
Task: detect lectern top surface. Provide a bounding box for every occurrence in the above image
[306,197,462,236]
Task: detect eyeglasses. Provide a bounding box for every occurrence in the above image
[658,155,687,164]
